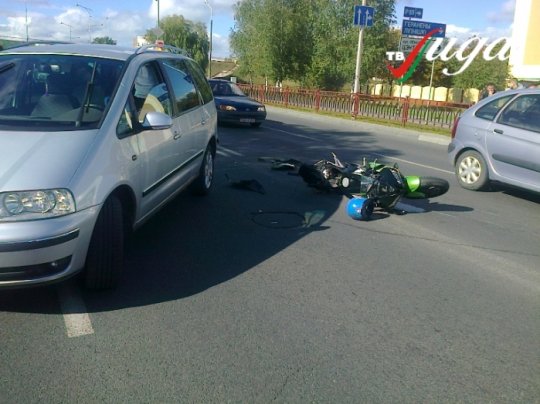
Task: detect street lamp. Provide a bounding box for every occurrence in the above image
[155,0,160,27]
[204,0,213,78]
[60,21,73,41]
[76,3,93,42]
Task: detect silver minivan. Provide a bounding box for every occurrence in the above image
[448,88,540,193]
[0,43,218,289]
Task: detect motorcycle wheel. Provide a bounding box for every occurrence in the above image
[416,177,450,198]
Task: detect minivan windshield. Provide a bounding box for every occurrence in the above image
[0,54,124,131]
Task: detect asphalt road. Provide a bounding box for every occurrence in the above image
[1,106,539,403]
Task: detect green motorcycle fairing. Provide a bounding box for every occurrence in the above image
[403,176,425,198]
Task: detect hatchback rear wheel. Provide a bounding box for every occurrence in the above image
[455,150,490,191]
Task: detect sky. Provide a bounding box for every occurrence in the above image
[0,0,516,58]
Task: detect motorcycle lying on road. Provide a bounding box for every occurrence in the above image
[298,153,449,220]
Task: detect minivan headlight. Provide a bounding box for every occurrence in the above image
[0,189,76,221]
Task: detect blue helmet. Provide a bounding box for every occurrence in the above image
[346,197,374,220]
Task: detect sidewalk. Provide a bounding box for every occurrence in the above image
[266,105,451,146]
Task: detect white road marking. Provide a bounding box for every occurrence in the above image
[418,134,451,145]
[58,284,94,338]
[371,152,454,175]
[218,146,243,157]
[268,126,317,141]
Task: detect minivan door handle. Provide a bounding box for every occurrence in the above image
[493,128,504,134]
[173,131,182,140]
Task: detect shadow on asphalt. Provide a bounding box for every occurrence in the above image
[0,118,479,313]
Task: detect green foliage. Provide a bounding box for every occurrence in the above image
[145,15,209,71]
[231,0,510,92]
[231,0,397,90]
[92,36,117,45]
[447,43,509,91]
[231,0,312,84]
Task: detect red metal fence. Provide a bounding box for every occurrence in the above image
[238,85,468,130]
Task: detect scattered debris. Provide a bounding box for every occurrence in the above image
[225,174,266,194]
[258,157,303,171]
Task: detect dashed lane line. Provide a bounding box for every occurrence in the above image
[57,283,94,338]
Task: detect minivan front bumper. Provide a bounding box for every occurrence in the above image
[0,206,99,288]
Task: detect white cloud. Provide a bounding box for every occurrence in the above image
[0,1,233,57]
[487,0,516,24]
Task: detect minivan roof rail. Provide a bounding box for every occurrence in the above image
[135,44,190,57]
[4,40,72,50]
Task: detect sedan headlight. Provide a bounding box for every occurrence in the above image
[0,189,76,221]
[219,105,237,111]
[257,106,266,112]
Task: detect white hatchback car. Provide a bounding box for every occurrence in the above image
[0,42,218,289]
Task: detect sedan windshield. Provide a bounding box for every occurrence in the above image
[0,54,124,131]
[210,81,246,97]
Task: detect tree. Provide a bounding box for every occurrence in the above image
[145,15,209,72]
[92,36,117,45]
[231,0,312,84]
[448,42,509,91]
[231,0,398,90]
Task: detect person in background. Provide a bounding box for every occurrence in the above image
[480,83,497,99]
[508,79,524,90]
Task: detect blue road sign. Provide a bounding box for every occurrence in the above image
[404,6,423,19]
[401,20,446,38]
[353,5,375,27]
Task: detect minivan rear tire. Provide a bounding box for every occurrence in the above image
[191,144,215,195]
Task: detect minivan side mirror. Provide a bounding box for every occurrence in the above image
[142,111,173,130]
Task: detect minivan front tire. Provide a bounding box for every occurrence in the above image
[84,196,124,289]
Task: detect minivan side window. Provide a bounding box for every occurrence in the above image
[116,62,172,137]
[161,59,200,115]
[185,59,214,105]
[497,94,540,133]
[475,95,514,121]
[133,62,172,123]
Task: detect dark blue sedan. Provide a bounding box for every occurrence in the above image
[208,79,267,127]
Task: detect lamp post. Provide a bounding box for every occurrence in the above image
[25,0,29,42]
[76,3,93,42]
[204,0,213,78]
[155,0,160,27]
[60,21,73,40]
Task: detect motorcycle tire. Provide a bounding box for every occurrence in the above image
[416,177,450,198]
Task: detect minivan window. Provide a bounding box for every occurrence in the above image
[132,62,172,123]
[497,94,540,133]
[475,95,514,121]
[162,59,200,115]
[0,54,124,131]
[185,59,214,105]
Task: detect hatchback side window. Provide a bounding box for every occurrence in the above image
[475,95,514,121]
[161,59,200,115]
[497,94,540,133]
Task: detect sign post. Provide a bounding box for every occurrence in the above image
[352,2,375,94]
